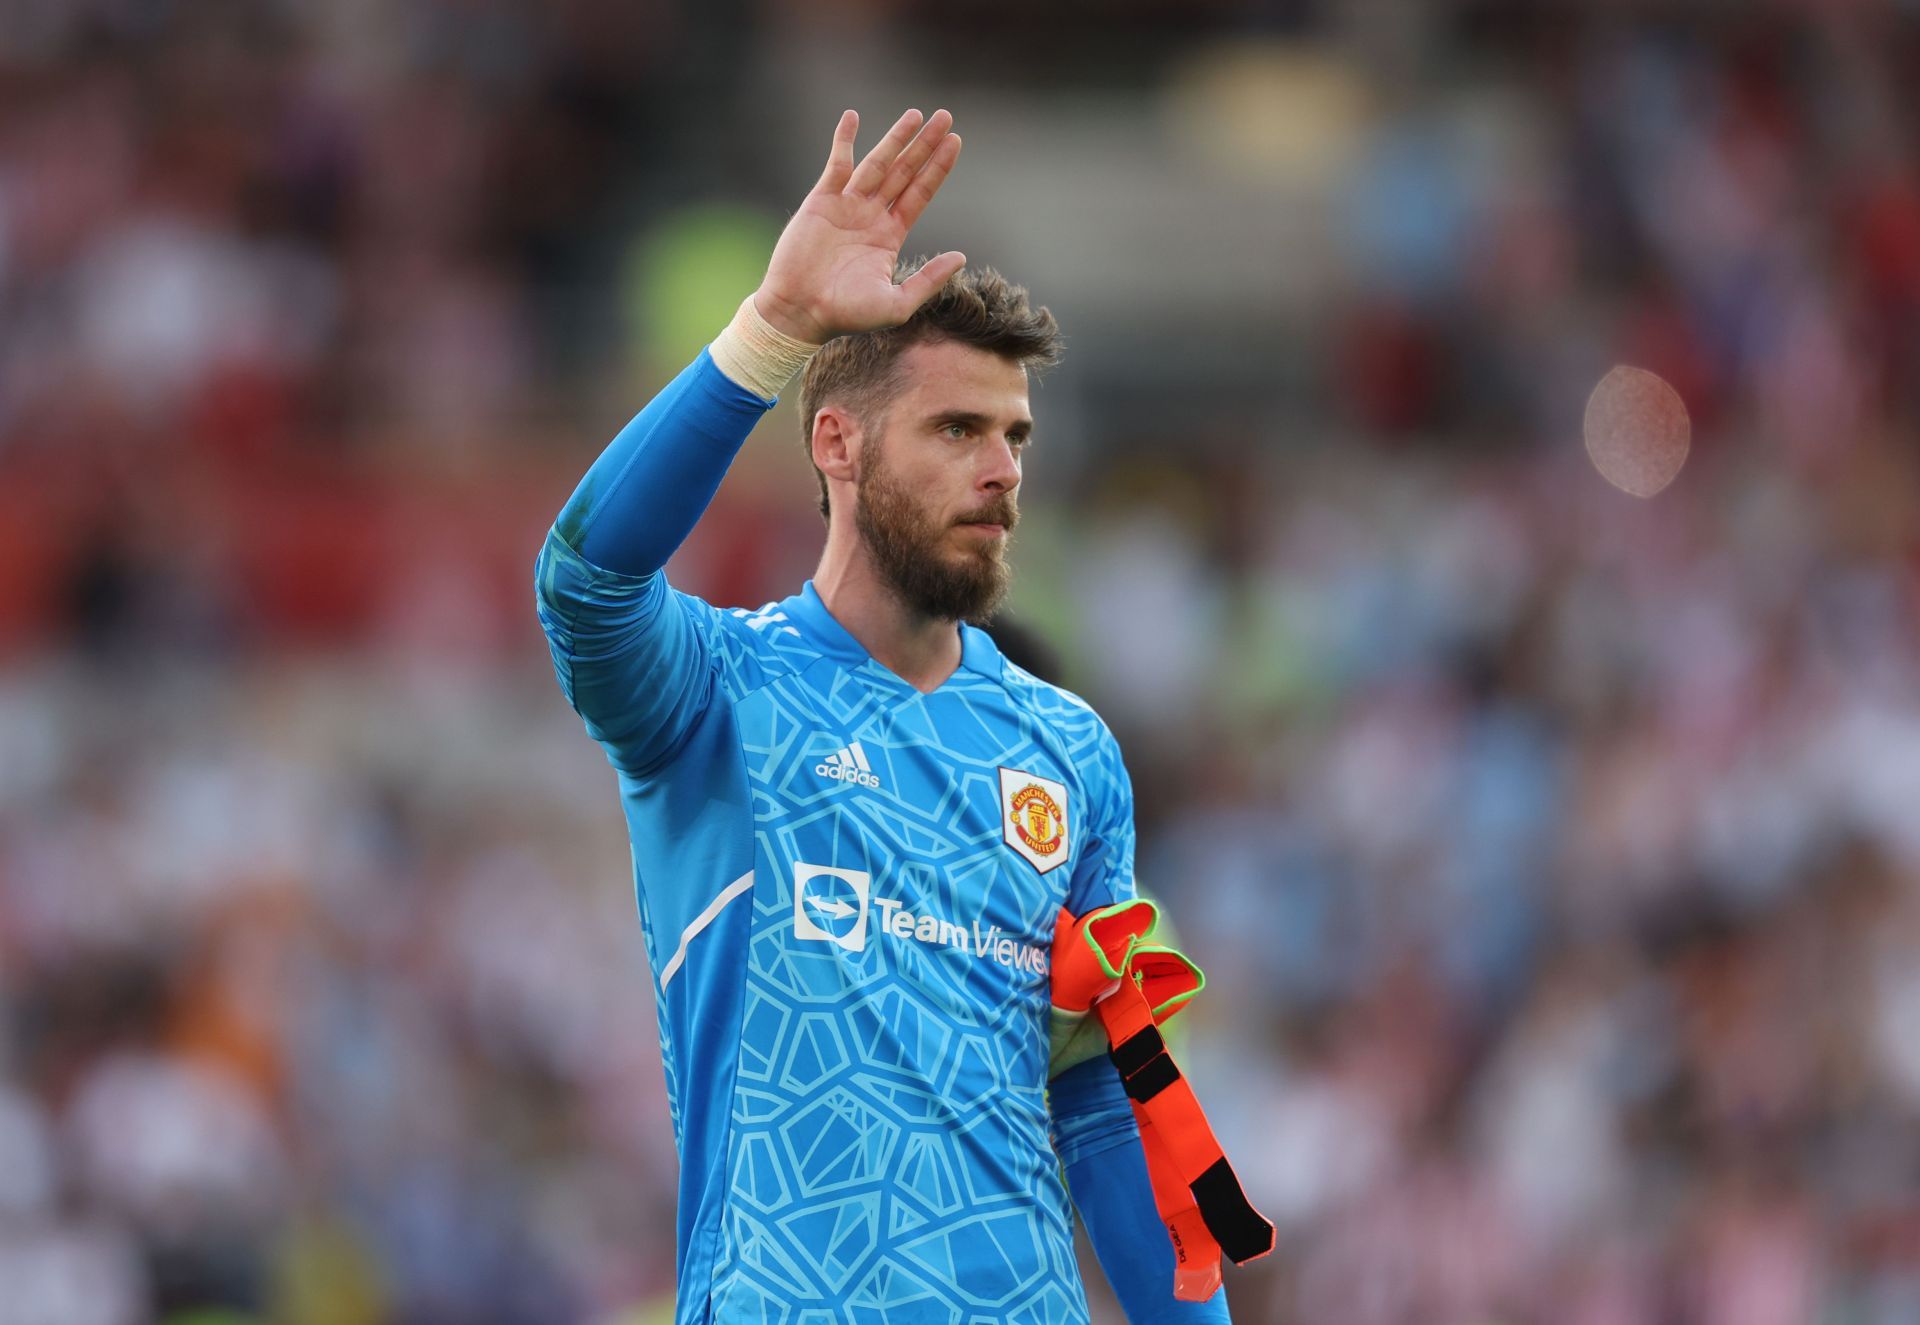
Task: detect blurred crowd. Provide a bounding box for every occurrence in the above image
[5,2,1920,1324]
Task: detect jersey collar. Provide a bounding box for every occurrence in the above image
[785,581,1002,685]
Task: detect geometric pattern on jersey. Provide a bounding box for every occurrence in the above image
[536,530,1138,1325]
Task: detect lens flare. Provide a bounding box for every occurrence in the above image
[1583,365,1691,498]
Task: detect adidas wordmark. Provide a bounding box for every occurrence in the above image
[815,741,881,789]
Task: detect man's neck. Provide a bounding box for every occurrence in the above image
[812,538,962,694]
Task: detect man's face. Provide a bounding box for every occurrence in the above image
[852,339,1031,624]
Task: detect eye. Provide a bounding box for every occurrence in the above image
[945,422,970,439]
[1010,433,1032,450]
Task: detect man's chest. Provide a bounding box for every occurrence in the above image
[731,671,1081,989]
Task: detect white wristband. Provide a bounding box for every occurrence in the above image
[708,295,821,402]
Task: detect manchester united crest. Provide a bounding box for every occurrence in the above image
[999,767,1070,874]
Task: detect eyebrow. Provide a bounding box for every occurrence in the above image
[925,410,1035,434]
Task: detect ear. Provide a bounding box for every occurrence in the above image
[811,406,862,487]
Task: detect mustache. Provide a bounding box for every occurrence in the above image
[954,499,1019,530]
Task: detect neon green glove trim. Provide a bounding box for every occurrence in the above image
[1078,897,1160,980]
[1129,944,1207,1022]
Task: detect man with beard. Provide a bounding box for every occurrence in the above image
[536,108,1229,1324]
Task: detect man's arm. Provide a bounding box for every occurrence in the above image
[1050,729,1231,1323]
[1055,1059,1230,1324]
[535,109,964,769]
[535,356,773,772]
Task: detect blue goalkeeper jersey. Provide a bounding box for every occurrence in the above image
[535,440,1139,1323]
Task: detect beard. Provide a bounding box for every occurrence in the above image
[854,444,1017,625]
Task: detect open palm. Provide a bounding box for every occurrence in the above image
[754,109,966,344]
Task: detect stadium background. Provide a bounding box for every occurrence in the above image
[4,2,1920,1322]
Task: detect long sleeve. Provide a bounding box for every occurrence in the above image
[1051,1056,1231,1324]
[535,350,774,774]
[556,349,774,575]
[1050,722,1230,1321]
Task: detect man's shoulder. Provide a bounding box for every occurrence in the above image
[992,655,1119,750]
[697,595,828,679]
[713,597,805,640]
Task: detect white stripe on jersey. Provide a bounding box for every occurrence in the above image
[658,870,755,991]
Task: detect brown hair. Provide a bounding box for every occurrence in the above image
[798,261,1062,520]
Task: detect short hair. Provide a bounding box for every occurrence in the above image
[798,261,1062,520]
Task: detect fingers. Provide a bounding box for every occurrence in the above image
[888,132,961,231]
[813,109,858,193]
[875,109,953,206]
[893,250,968,318]
[848,108,924,196]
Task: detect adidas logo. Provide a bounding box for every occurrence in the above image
[815,741,881,789]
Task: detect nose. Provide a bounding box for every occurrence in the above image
[979,433,1021,493]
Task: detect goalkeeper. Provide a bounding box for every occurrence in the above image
[536,107,1231,1324]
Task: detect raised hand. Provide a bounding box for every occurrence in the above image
[753,109,966,344]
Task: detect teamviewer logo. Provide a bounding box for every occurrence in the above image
[793,863,870,951]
